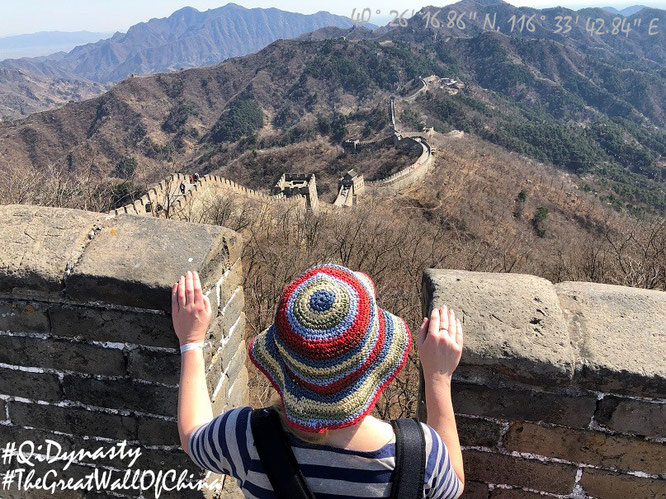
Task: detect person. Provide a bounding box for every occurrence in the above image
[179,182,186,195]
[173,265,465,498]
[194,172,200,182]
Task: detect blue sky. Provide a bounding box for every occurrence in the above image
[0,0,664,37]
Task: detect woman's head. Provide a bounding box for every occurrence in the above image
[248,264,411,434]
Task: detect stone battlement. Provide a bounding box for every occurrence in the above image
[421,269,666,497]
[0,204,248,497]
[365,136,433,193]
[3,204,660,497]
[110,172,303,218]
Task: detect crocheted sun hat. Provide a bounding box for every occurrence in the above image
[248,263,412,433]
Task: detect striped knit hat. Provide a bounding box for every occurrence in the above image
[248,264,412,433]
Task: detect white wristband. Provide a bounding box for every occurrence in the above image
[180,342,204,353]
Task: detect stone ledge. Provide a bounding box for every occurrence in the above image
[556,281,666,397]
[422,269,666,397]
[0,205,242,311]
[0,204,105,296]
[422,269,575,386]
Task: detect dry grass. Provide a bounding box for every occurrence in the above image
[194,141,665,417]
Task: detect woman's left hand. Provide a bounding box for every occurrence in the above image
[172,270,213,345]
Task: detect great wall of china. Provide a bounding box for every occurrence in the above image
[1,205,663,498]
[113,80,438,217]
[109,172,305,218]
[1,75,664,498]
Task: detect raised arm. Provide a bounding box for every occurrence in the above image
[418,306,465,490]
[172,270,214,454]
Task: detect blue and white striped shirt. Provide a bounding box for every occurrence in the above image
[187,406,463,498]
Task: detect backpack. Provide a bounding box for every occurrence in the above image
[250,407,426,499]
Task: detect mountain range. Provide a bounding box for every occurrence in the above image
[0,3,359,120]
[0,0,663,212]
[602,5,648,16]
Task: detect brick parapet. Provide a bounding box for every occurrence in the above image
[420,269,666,497]
[0,204,248,498]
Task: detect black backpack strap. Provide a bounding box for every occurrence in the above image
[390,418,426,499]
[250,407,316,499]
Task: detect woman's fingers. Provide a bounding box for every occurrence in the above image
[456,318,463,347]
[448,308,456,338]
[193,271,203,307]
[439,305,449,333]
[185,271,195,305]
[428,307,440,337]
[178,275,186,307]
[203,294,212,315]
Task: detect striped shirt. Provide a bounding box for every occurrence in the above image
[187,406,463,498]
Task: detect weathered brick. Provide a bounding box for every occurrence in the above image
[0,301,50,333]
[1,459,94,498]
[457,416,503,448]
[226,366,249,409]
[49,305,176,348]
[85,489,140,499]
[224,340,246,384]
[504,422,666,475]
[0,422,76,456]
[452,383,596,428]
[205,310,244,367]
[212,289,243,344]
[0,366,62,401]
[137,416,180,446]
[212,377,230,415]
[206,348,225,396]
[490,487,548,498]
[0,334,125,376]
[462,450,577,494]
[579,468,666,499]
[216,259,243,313]
[459,481,489,498]
[596,395,666,439]
[221,320,244,369]
[62,375,177,417]
[8,401,136,440]
[204,315,224,365]
[127,347,180,385]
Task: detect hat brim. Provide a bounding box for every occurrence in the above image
[248,307,412,433]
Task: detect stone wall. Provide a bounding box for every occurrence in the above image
[365,136,433,194]
[421,269,666,498]
[111,172,304,218]
[0,205,248,498]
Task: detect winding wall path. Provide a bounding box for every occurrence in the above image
[110,172,304,218]
[113,78,437,217]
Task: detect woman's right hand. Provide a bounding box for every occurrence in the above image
[417,305,463,382]
[172,270,212,345]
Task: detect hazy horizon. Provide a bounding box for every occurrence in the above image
[0,0,663,37]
